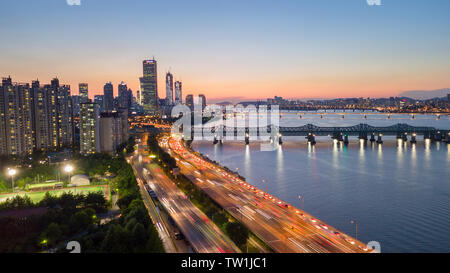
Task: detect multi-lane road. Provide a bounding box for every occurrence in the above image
[163,134,373,253]
[131,139,240,253]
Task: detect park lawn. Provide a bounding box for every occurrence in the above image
[0,185,108,204]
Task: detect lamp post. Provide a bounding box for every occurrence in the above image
[350,220,358,240]
[298,194,304,211]
[262,179,268,194]
[8,168,17,193]
[64,164,73,186]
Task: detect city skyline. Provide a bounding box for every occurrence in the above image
[1,1,450,101]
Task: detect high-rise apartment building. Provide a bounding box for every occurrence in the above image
[99,110,129,154]
[174,81,182,104]
[141,59,158,115]
[0,77,73,156]
[0,77,33,156]
[166,72,174,105]
[80,102,99,155]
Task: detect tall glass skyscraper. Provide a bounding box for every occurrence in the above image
[165,72,174,105]
[175,81,182,104]
[142,59,158,115]
[103,82,114,112]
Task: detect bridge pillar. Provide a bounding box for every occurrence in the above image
[435,131,442,141]
[307,133,316,145]
[370,132,376,142]
[245,134,250,145]
[445,132,450,143]
[402,132,408,142]
[359,132,368,141]
[343,135,349,145]
[278,135,283,145]
[410,133,417,144]
[213,136,218,145]
[376,133,383,144]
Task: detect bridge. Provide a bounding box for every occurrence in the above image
[189,123,450,144]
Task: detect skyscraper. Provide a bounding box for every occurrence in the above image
[118,81,132,111]
[80,102,99,155]
[175,81,182,104]
[185,94,194,111]
[141,59,158,115]
[79,83,89,103]
[103,82,114,112]
[94,95,104,113]
[166,72,174,105]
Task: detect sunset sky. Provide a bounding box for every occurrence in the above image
[1,0,450,102]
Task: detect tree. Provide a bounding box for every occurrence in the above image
[225,222,249,249]
[43,222,62,246]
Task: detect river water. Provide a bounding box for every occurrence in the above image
[193,112,450,253]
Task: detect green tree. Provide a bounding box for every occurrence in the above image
[225,222,249,249]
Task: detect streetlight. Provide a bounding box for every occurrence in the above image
[350,220,358,240]
[64,164,73,185]
[262,179,268,194]
[8,168,17,192]
[298,194,304,211]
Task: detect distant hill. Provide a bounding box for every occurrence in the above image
[399,88,450,100]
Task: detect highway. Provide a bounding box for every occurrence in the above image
[163,134,373,253]
[131,140,241,253]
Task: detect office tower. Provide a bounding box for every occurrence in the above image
[79,83,89,103]
[175,81,182,104]
[80,102,99,155]
[99,110,129,154]
[94,95,104,113]
[185,94,194,111]
[165,72,174,105]
[141,59,158,115]
[0,77,33,156]
[447,94,450,103]
[136,89,141,105]
[118,82,132,111]
[199,94,207,110]
[103,82,114,112]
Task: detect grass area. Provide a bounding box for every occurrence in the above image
[0,185,108,204]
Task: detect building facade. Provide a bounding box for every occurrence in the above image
[165,72,174,105]
[103,82,114,112]
[0,77,74,156]
[99,110,129,154]
[174,81,182,104]
[79,102,99,155]
[79,83,89,103]
[141,59,158,115]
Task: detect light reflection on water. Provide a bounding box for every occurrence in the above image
[193,139,450,253]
